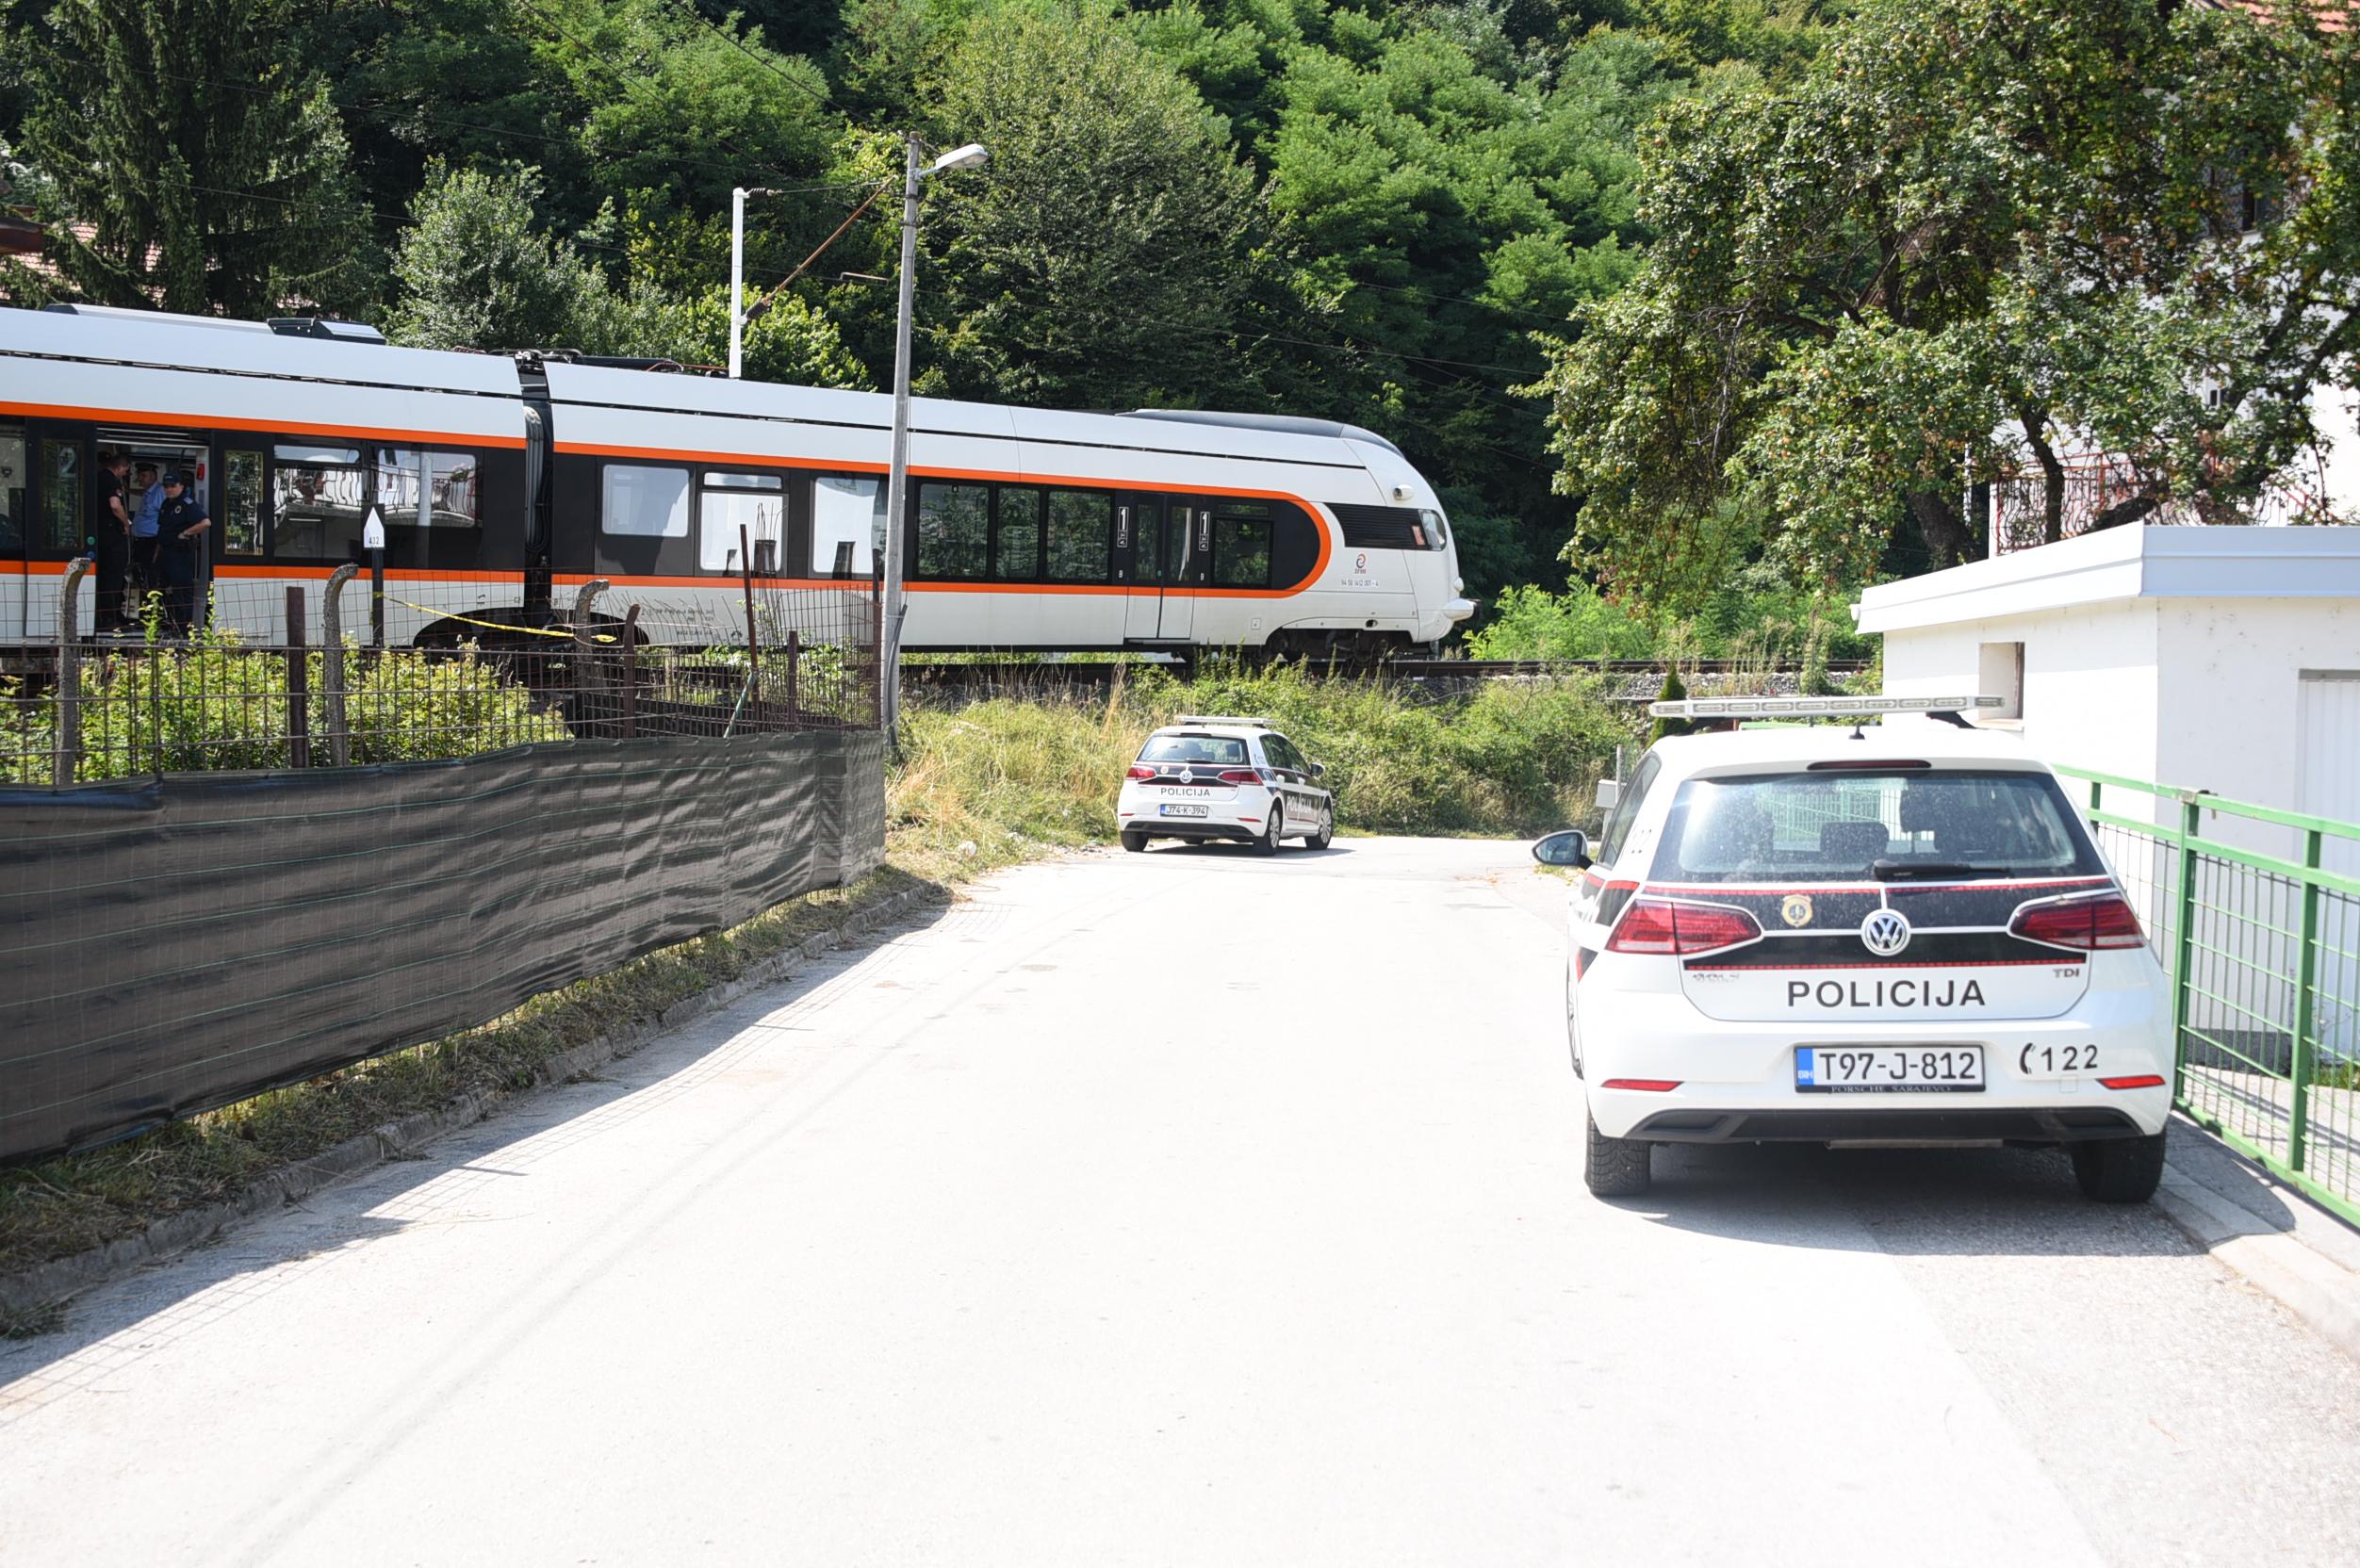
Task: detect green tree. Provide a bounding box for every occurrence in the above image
[385,162,620,351]
[1536,0,2360,610]
[918,2,1270,409]
[8,0,378,316]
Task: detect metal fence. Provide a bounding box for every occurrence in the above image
[5,562,881,783]
[2065,766,2360,1224]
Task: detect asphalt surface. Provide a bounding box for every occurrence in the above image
[4,837,2357,1566]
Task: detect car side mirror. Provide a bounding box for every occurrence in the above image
[1532,829,1591,869]
[1310,761,1325,779]
[1595,778,1621,811]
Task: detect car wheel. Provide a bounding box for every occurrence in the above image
[1121,830,1148,854]
[1253,813,1285,856]
[1303,804,1334,851]
[2072,1132,2166,1203]
[1583,1107,1651,1198]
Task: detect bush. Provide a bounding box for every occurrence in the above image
[4,631,568,783]
[894,661,1640,848]
[1468,580,1877,665]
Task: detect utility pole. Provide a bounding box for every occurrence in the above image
[881,135,922,743]
[879,137,987,743]
[728,186,778,380]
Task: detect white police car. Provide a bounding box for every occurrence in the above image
[1536,696,2174,1203]
[1118,716,1336,855]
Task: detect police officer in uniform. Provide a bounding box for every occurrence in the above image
[153,471,212,634]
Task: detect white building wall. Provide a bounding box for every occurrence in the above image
[1879,597,2164,794]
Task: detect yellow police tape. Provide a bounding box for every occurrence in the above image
[380,597,618,644]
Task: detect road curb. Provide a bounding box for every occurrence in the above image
[2153,1162,2360,1363]
[0,882,946,1328]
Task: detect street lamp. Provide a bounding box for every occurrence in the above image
[880,135,989,742]
[729,186,780,380]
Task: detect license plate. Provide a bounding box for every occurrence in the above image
[1795,1046,1984,1093]
[1160,804,1207,818]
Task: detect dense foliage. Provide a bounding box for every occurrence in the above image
[1533,0,2360,608]
[4,0,2350,630]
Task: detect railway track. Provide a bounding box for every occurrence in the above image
[899,656,1872,699]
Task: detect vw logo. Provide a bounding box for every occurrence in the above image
[1178,769,1194,784]
[1860,908,1912,957]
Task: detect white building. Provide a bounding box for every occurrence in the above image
[1855,523,2360,830]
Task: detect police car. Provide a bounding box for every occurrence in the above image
[1536,696,2174,1203]
[1118,716,1336,855]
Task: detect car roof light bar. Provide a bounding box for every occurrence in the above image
[1172,714,1274,727]
[1647,694,2003,719]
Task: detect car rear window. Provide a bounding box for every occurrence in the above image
[1651,768,2105,883]
[1139,733,1249,766]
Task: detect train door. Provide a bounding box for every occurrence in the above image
[1160,501,1200,641]
[0,419,26,643]
[1119,494,1163,641]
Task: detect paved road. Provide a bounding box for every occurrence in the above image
[5,838,2357,1567]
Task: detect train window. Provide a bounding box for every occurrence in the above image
[1045,490,1109,581]
[698,474,785,573]
[993,486,1042,580]
[41,438,81,551]
[917,481,988,579]
[0,424,24,552]
[272,461,369,558]
[275,443,361,466]
[600,464,690,538]
[221,450,265,554]
[1417,508,1449,551]
[812,474,883,576]
[1211,515,1272,588]
[376,449,482,529]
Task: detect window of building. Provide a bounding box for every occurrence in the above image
[917,481,989,579]
[1045,490,1110,581]
[600,464,690,538]
[812,474,884,576]
[1978,642,2025,722]
[994,486,1042,580]
[1211,514,1272,588]
[698,472,785,572]
[375,449,482,530]
[222,450,265,554]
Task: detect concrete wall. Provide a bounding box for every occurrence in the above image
[1880,597,2164,796]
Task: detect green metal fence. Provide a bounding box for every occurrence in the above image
[2062,766,2360,1226]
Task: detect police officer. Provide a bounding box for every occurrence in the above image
[152,471,212,634]
[88,449,133,633]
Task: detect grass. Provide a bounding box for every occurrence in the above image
[2,667,1631,1320]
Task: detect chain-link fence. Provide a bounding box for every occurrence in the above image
[2068,766,2360,1224]
[5,563,881,784]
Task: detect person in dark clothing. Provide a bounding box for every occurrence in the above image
[89,449,133,633]
[153,472,212,634]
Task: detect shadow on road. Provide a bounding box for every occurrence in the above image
[1618,1138,2214,1260]
[1,895,970,1398]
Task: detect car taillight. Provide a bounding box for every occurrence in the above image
[1605,898,1762,957]
[1217,770,1262,786]
[2009,893,2146,950]
[1126,765,1156,781]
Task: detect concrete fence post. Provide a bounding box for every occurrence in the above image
[572,580,610,729]
[322,564,358,767]
[53,559,90,787]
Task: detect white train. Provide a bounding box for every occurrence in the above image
[0,304,1476,654]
